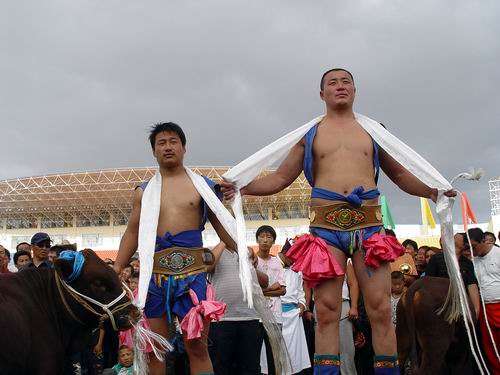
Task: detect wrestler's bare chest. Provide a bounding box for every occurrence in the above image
[312,121,377,195]
[157,176,203,235]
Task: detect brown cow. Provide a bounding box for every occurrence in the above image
[0,248,139,375]
[396,277,477,375]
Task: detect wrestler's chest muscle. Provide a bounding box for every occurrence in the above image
[313,126,373,170]
[157,180,202,233]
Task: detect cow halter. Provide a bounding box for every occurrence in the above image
[55,271,132,331]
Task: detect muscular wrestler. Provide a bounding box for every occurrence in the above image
[115,122,235,375]
[222,69,454,375]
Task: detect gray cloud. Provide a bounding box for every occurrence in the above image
[1,0,498,223]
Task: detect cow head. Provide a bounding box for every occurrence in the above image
[54,249,139,331]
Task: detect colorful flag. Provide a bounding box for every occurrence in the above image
[380,195,395,229]
[420,198,436,229]
[460,192,477,230]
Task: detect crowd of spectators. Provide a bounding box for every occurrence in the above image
[1,227,499,374]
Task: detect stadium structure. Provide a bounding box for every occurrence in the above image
[0,167,312,258]
[3,168,495,259]
[489,176,500,236]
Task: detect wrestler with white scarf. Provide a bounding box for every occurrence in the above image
[221,68,458,375]
[114,123,237,375]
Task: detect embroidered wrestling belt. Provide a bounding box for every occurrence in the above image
[310,203,382,231]
[153,246,214,276]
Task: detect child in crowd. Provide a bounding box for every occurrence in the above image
[111,345,134,375]
[128,272,139,292]
[390,271,405,325]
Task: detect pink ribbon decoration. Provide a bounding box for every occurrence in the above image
[287,234,345,288]
[363,233,405,269]
[180,284,227,340]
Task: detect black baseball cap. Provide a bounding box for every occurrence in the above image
[30,232,52,245]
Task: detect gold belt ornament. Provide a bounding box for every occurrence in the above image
[325,206,366,229]
[153,246,214,276]
[310,203,382,231]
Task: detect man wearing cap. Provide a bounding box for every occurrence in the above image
[28,232,53,268]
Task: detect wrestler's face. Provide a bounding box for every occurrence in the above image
[257,231,275,252]
[153,131,185,168]
[320,70,356,109]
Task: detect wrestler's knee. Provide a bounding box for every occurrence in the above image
[366,296,392,325]
[315,299,341,326]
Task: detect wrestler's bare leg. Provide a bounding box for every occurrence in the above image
[313,245,347,354]
[147,316,170,375]
[352,251,396,355]
[183,319,213,374]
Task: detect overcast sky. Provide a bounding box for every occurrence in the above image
[1,0,499,224]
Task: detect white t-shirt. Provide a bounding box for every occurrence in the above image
[474,247,500,303]
[257,255,286,324]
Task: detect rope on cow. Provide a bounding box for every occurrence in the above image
[54,269,131,331]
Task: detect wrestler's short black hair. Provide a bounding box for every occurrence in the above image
[467,227,485,243]
[149,122,186,149]
[256,225,277,242]
[402,239,418,251]
[13,250,31,265]
[391,271,404,281]
[320,68,355,90]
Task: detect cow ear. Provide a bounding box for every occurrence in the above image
[54,258,73,280]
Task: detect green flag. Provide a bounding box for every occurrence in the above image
[380,195,395,229]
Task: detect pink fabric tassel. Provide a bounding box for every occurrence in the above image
[287,234,345,287]
[363,233,405,268]
[180,284,226,340]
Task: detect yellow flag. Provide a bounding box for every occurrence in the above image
[420,198,436,229]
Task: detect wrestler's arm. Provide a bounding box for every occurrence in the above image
[114,188,142,273]
[378,148,438,201]
[206,242,226,274]
[222,140,305,199]
[207,209,237,250]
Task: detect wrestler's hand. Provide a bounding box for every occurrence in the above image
[430,188,457,203]
[348,306,359,321]
[220,181,237,202]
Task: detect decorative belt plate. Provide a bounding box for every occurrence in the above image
[158,251,195,273]
[325,206,366,229]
